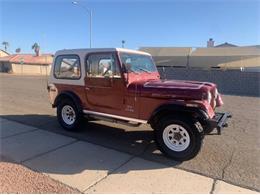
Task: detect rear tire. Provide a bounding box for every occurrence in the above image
[154,116,202,161]
[57,98,83,131]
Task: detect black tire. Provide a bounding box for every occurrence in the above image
[57,98,83,131]
[154,116,203,161]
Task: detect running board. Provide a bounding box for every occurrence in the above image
[88,114,141,127]
[83,110,147,125]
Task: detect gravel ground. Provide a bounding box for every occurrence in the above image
[0,156,80,194]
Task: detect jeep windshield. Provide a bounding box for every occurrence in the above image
[119,52,157,73]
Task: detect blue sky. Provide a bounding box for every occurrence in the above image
[1,0,259,54]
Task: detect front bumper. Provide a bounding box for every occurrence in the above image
[207,112,232,135]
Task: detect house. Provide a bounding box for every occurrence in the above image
[188,46,260,69]
[139,47,191,67]
[139,45,260,69]
[0,54,53,75]
[206,38,238,48]
[215,42,238,48]
[0,49,9,57]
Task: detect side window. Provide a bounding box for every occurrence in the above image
[54,55,81,79]
[86,53,121,78]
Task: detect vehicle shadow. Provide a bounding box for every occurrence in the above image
[1,114,181,175]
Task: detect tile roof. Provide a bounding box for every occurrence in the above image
[0,54,53,65]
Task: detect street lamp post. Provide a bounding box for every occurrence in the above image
[72,1,92,48]
[121,40,125,48]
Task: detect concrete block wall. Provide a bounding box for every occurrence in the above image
[11,63,51,75]
[158,67,260,97]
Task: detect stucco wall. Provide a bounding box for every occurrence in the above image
[188,55,260,68]
[158,67,260,97]
[0,62,51,75]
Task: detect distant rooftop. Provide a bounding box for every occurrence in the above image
[0,54,53,65]
[139,47,191,56]
[139,45,260,56]
[0,49,10,55]
[215,42,238,48]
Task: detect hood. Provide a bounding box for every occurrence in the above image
[143,79,215,90]
[128,79,217,101]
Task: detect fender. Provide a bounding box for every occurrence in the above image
[53,91,83,112]
[148,103,209,124]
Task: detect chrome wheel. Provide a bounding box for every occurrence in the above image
[61,105,76,125]
[163,124,191,152]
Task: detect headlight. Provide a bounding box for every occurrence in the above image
[207,91,212,104]
[214,88,218,98]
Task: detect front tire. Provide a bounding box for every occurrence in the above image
[155,116,202,161]
[57,99,83,131]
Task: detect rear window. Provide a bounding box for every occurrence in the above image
[54,55,81,79]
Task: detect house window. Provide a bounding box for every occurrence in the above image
[86,53,121,78]
[54,55,81,79]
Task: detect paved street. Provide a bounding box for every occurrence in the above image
[0,73,259,192]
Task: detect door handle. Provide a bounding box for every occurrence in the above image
[85,87,91,90]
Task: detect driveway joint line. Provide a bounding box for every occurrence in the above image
[107,155,136,175]
[210,179,217,194]
[83,155,136,193]
[21,140,79,164]
[1,128,39,139]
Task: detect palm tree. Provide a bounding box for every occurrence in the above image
[2,41,9,52]
[32,43,40,56]
[15,48,21,53]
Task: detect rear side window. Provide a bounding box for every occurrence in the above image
[54,55,81,79]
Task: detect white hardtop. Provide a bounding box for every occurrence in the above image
[55,48,151,57]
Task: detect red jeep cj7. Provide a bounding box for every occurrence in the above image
[47,48,231,161]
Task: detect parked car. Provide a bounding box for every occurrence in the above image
[47,48,231,161]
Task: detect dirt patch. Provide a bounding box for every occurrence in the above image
[0,158,80,193]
